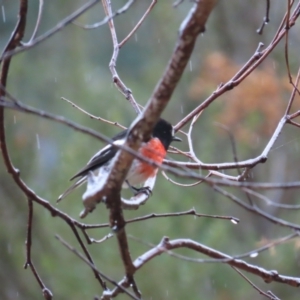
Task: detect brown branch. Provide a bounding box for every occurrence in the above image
[284,0,294,88]
[4,97,300,191]
[0,2,53,298]
[257,0,270,35]
[133,237,300,287]
[79,3,217,292]
[212,185,300,231]
[130,231,298,264]
[55,235,139,300]
[92,0,218,214]
[0,0,27,185]
[6,86,300,192]
[82,207,238,230]
[285,64,300,115]
[0,97,123,145]
[174,2,300,131]
[61,96,126,129]
[102,0,141,115]
[67,222,107,289]
[1,0,100,61]
[270,0,295,44]
[1,27,108,288]
[24,199,53,300]
[2,2,300,298]
[109,235,300,297]
[126,208,239,224]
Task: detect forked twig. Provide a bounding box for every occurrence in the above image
[23,0,44,45]
[102,0,141,114]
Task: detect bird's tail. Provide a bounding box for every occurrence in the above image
[57,176,87,203]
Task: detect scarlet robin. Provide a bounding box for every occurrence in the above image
[58,118,181,201]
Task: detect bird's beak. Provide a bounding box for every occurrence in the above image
[172,136,182,142]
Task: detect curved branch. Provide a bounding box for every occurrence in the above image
[134,237,300,287]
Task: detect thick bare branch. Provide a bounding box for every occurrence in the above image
[85,0,217,215]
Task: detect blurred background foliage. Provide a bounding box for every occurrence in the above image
[1,0,300,299]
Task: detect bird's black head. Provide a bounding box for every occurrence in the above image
[152,119,181,150]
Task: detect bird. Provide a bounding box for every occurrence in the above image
[57,118,181,202]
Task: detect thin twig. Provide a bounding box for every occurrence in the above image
[235,232,298,260]
[23,0,44,44]
[257,0,270,35]
[55,235,139,300]
[74,0,136,29]
[82,208,239,230]
[67,222,107,289]
[102,0,141,114]
[285,64,300,115]
[212,185,300,231]
[119,0,157,48]
[61,97,126,129]
[89,233,114,244]
[24,199,53,300]
[1,0,100,61]
[232,266,280,300]
[243,188,300,210]
[174,3,300,131]
[162,170,204,187]
[126,208,239,224]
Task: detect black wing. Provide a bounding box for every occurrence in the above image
[70,129,127,180]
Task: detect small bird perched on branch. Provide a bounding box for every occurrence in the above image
[57,118,181,202]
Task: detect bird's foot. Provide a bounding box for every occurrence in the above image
[126,180,152,197]
[133,186,152,197]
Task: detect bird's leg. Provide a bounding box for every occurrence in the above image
[125,180,152,197]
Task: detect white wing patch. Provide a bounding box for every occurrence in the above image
[88,138,126,163]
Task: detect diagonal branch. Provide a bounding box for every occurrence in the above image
[174,2,300,131]
[87,0,218,214]
[1,0,100,61]
[80,1,217,295]
[133,237,300,287]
